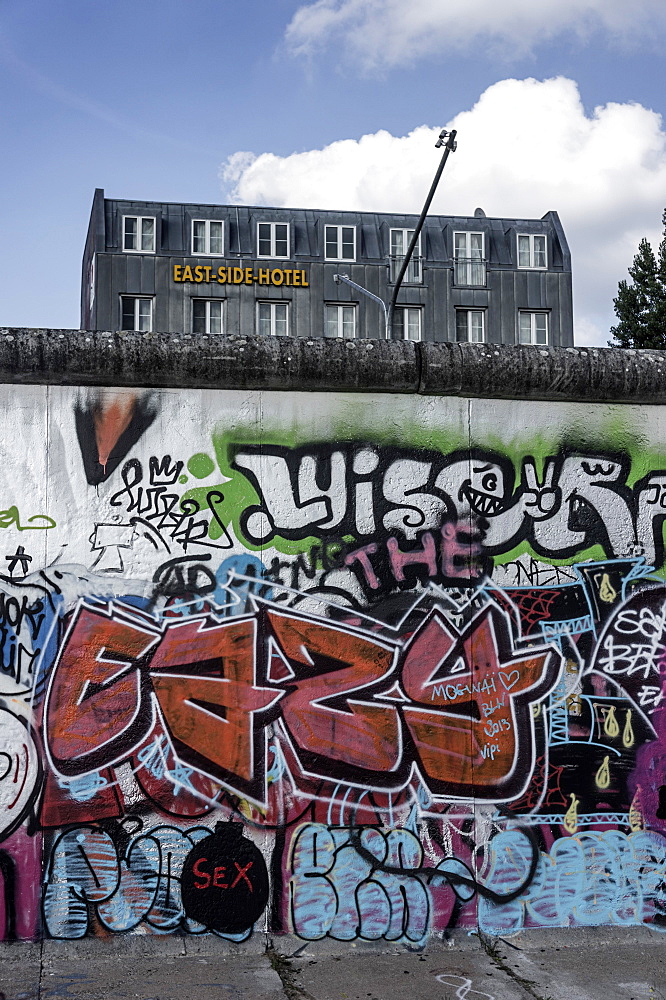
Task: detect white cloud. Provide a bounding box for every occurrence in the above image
[221,77,666,346]
[286,0,666,71]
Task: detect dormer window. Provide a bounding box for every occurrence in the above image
[325,225,355,261]
[192,220,224,256]
[257,222,289,258]
[123,216,155,253]
[518,234,547,268]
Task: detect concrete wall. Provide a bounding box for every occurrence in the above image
[1,329,666,945]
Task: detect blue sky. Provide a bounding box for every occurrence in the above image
[1,0,665,343]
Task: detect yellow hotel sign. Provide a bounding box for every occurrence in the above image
[173,264,308,287]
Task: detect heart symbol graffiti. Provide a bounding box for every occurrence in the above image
[499,670,520,691]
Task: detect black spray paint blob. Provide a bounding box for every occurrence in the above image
[181,822,269,934]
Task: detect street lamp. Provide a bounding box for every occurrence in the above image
[333,128,458,340]
[387,128,457,338]
[333,273,388,335]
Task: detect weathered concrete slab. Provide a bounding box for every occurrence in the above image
[0,329,418,394]
[2,935,665,1000]
[284,948,531,1000]
[492,929,666,1000]
[0,946,41,1000]
[1,328,666,404]
[0,948,284,1000]
[418,342,666,402]
[40,956,283,1000]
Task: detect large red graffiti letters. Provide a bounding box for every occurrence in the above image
[401,607,561,799]
[46,608,159,776]
[150,617,280,793]
[268,610,400,782]
[45,600,561,803]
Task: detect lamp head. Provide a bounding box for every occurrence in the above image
[435,129,457,151]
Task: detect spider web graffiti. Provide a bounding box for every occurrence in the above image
[502,588,562,636]
[508,757,568,811]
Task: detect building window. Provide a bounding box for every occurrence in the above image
[123,216,155,253]
[390,229,421,282]
[325,225,355,261]
[257,222,289,259]
[517,234,547,268]
[121,296,153,332]
[192,220,224,256]
[257,301,289,337]
[519,311,549,345]
[453,232,485,286]
[456,309,485,343]
[325,303,356,338]
[394,306,422,341]
[193,299,224,334]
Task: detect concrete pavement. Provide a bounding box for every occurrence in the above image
[0,930,664,1000]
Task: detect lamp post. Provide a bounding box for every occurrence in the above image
[333,128,457,340]
[387,128,457,339]
[333,273,389,336]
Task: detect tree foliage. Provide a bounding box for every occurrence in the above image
[609,210,666,348]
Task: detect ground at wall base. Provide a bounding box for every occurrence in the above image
[1,929,664,1000]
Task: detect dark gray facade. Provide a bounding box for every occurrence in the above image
[81,189,573,346]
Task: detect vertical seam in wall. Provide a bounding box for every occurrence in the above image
[259,384,270,939]
[466,393,481,933]
[415,341,424,394]
[44,383,51,571]
[41,381,51,960]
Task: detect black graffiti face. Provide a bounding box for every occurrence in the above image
[181,823,269,934]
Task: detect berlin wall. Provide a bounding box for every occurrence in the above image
[1,329,666,947]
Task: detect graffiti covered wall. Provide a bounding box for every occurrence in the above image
[2,380,666,944]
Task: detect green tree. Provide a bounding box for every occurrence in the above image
[609,210,666,348]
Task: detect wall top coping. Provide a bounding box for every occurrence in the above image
[0,327,665,405]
